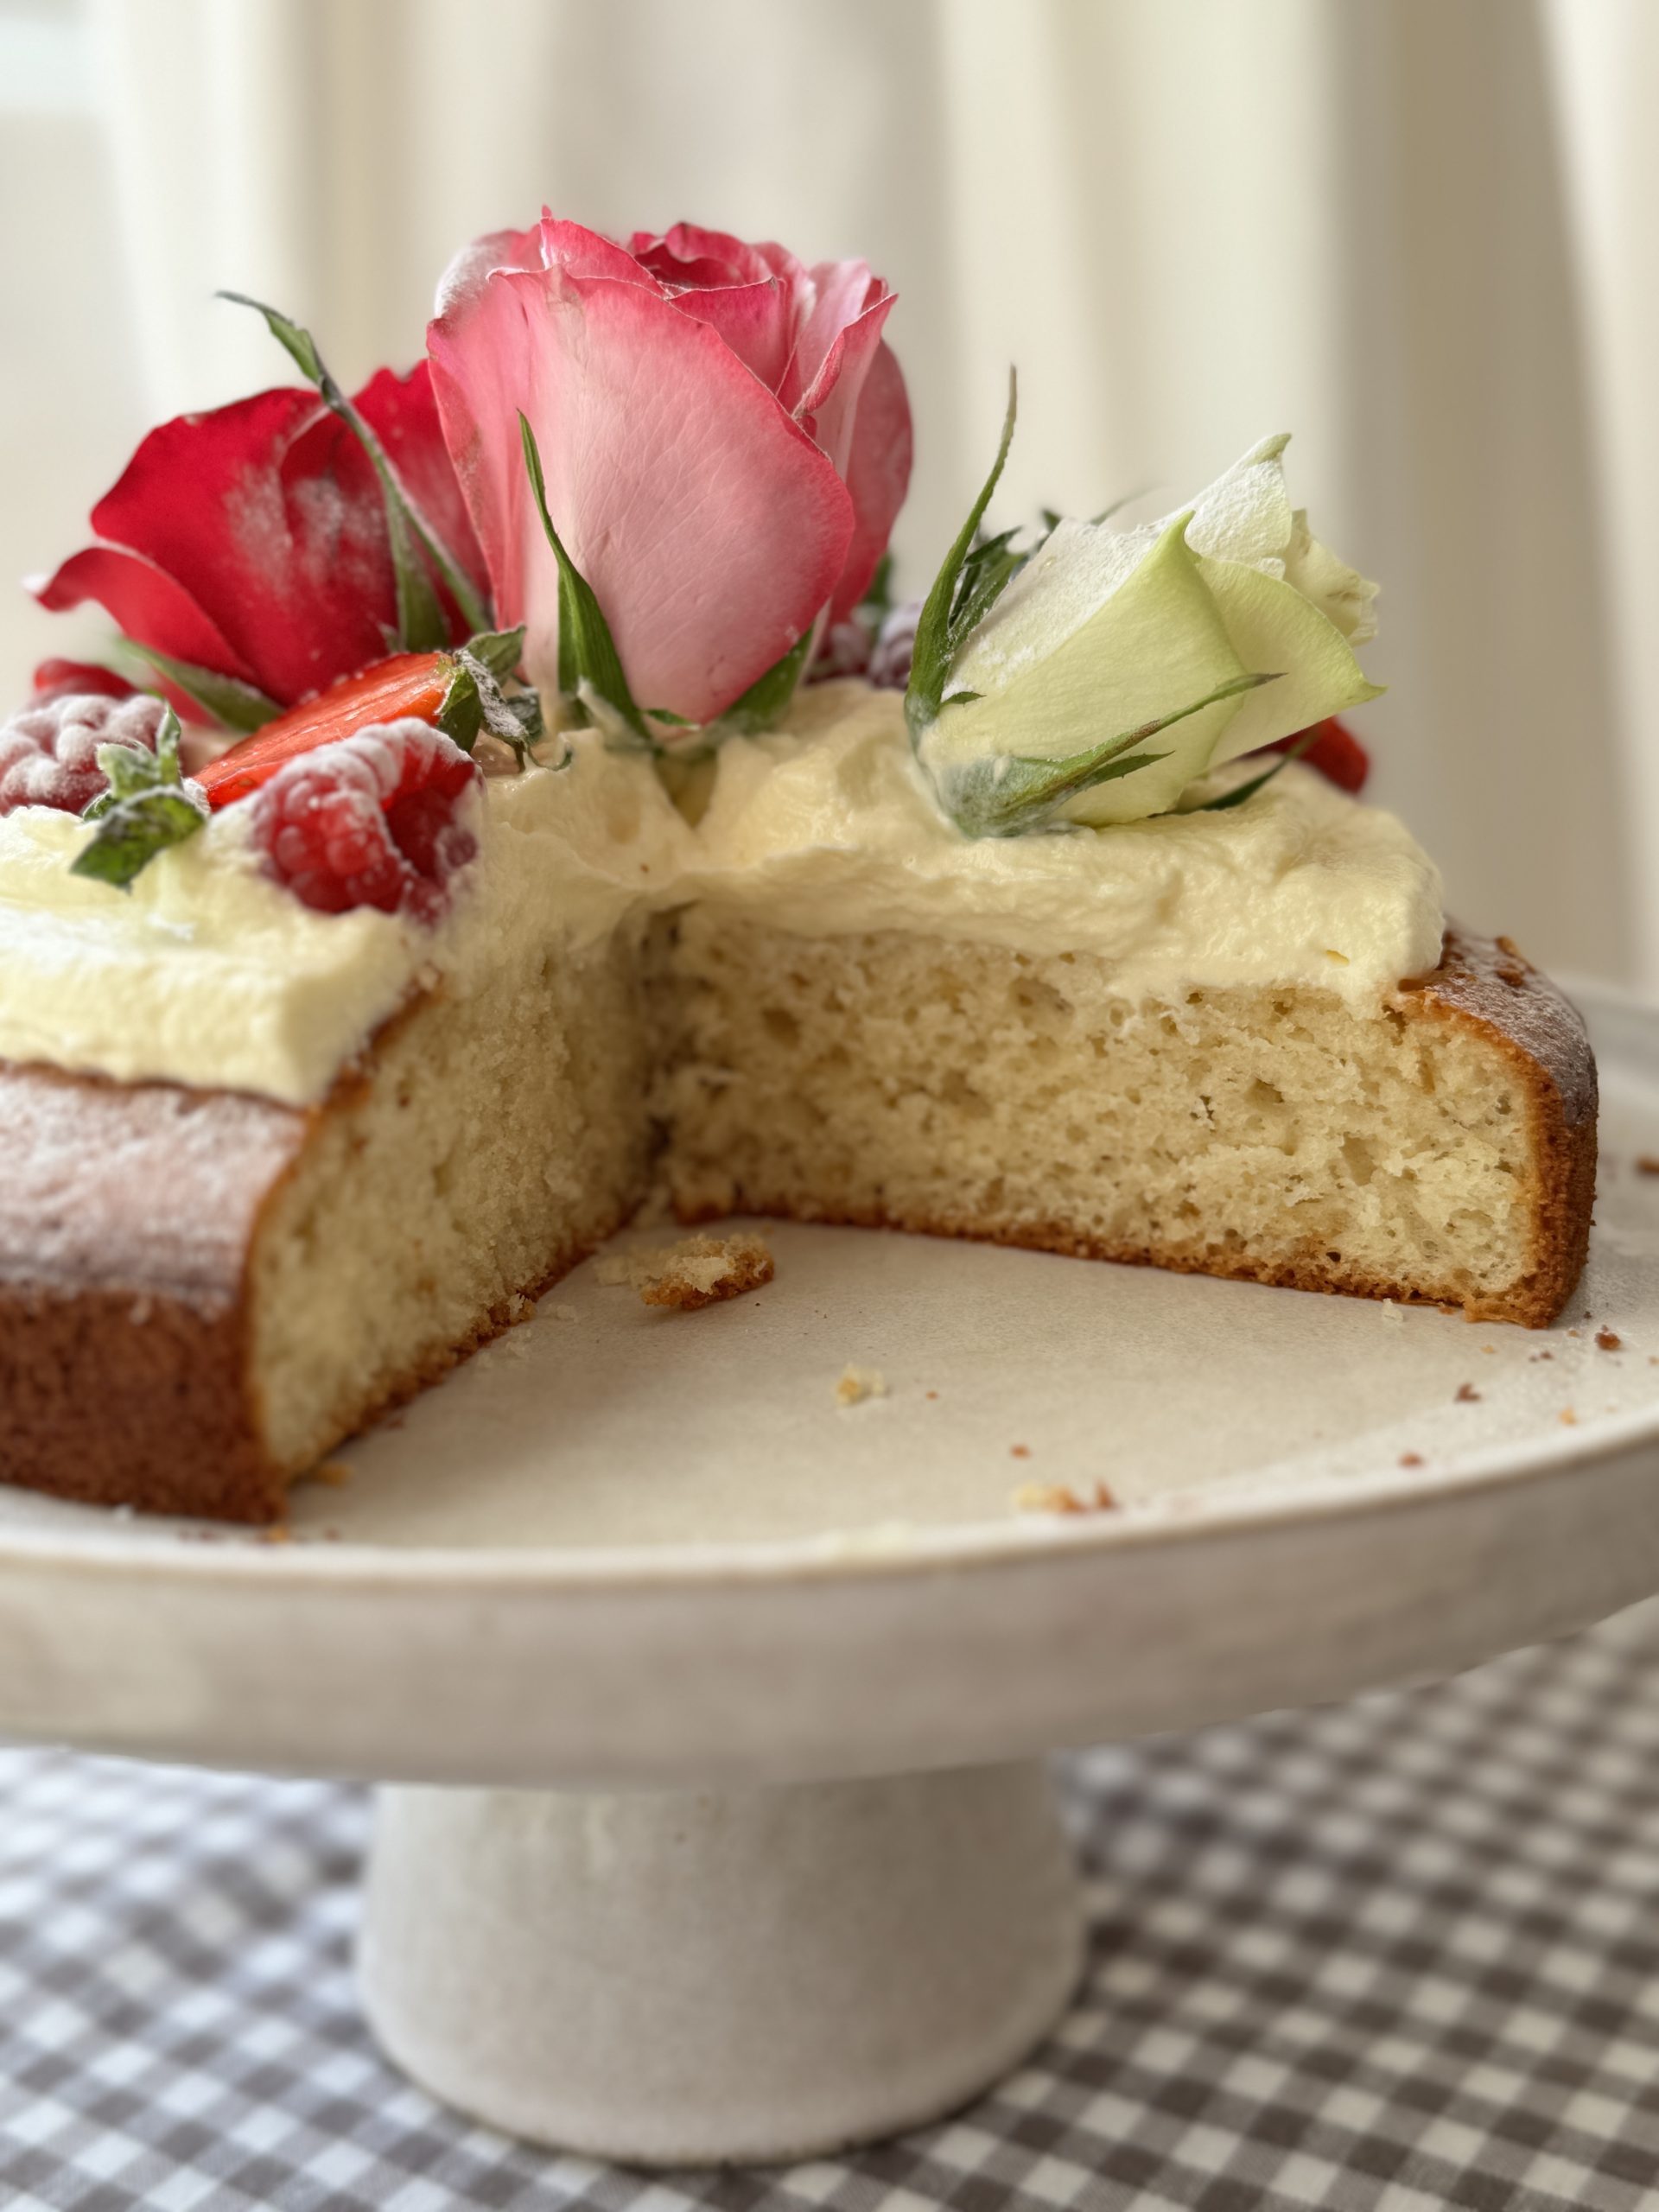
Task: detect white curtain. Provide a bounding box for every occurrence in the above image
[4,0,1650,980]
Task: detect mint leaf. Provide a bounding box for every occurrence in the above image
[119,641,279,733]
[518,411,649,742]
[906,369,1018,744]
[937,672,1277,838]
[437,644,545,765]
[71,707,207,889]
[461,626,528,683]
[220,291,492,645]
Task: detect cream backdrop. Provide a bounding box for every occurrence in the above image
[1,0,1652,980]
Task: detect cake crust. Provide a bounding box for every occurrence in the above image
[0,929,1597,1522]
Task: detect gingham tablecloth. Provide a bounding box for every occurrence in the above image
[4,1603,1659,2212]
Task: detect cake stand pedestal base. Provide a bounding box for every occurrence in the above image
[358,1759,1083,2166]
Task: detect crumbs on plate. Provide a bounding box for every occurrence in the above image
[836,1364,887,1407]
[596,1231,773,1310]
[1014,1480,1117,1517]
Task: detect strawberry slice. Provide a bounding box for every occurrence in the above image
[195,628,535,809]
[1270,715,1370,795]
[196,653,453,808]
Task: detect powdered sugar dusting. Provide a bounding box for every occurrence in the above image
[0,1061,306,1306]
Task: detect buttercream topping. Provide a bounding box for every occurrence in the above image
[0,681,1444,1106]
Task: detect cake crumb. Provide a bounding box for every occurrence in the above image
[1010,1443,1032,1459]
[925,1389,939,1402]
[1455,1382,1482,1403]
[1529,1350,1554,1362]
[1560,1408,1580,1426]
[310,1460,352,1489]
[1014,1481,1116,1516]
[836,1364,887,1407]
[1399,1452,1425,1468]
[505,1292,536,1324]
[1637,1156,1659,1176]
[1379,1299,1404,1325]
[1596,1328,1623,1351]
[257,1524,292,1545]
[547,1303,579,1323]
[599,1232,774,1310]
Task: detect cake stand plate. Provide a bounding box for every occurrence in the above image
[3,978,1659,2164]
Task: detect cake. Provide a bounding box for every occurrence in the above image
[0,213,1596,1522]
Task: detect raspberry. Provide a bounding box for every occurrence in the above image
[868,600,920,690]
[249,720,480,921]
[0,692,167,818]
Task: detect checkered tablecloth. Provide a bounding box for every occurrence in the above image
[4,1603,1659,2212]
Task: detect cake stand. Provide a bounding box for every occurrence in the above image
[2,977,1657,2168]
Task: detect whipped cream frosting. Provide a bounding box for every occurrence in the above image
[0,680,1443,1107]
[0,738,692,1107]
[690,683,1444,999]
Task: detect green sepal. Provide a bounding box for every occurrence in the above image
[518,411,650,743]
[906,369,1018,743]
[72,707,207,890]
[1191,721,1319,813]
[717,627,815,736]
[936,672,1277,838]
[220,291,492,647]
[118,642,280,733]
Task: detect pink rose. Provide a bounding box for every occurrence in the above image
[428,216,912,726]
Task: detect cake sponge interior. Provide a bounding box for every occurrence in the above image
[251,925,655,1473]
[652,913,1544,1320]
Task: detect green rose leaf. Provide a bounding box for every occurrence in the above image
[933,671,1276,838]
[220,290,492,647]
[118,641,280,733]
[518,411,650,745]
[716,627,816,737]
[906,368,1019,742]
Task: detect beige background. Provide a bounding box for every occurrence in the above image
[1,0,1652,981]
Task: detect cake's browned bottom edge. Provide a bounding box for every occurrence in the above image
[672,1192,1581,1330]
[0,1225,629,1529]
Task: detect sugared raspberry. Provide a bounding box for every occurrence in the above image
[0,692,166,817]
[814,618,874,681]
[249,720,480,921]
[868,600,921,690]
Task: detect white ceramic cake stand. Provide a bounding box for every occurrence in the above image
[3,979,1659,2166]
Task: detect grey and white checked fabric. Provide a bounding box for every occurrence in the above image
[4,1600,1659,2212]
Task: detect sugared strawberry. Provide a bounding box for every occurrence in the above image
[0,691,167,818]
[248,720,480,922]
[1269,716,1370,795]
